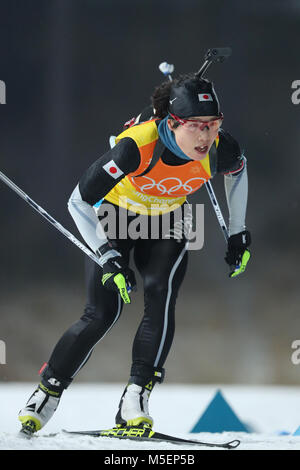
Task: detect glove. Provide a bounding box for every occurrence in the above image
[225,230,251,278]
[97,242,137,304]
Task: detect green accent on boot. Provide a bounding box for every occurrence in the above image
[39,382,61,397]
[18,415,41,433]
[126,417,153,427]
[145,380,153,391]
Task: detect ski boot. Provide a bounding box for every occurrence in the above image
[18,363,70,437]
[115,367,165,428]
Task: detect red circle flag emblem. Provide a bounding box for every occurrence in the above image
[102,160,124,179]
[198,93,213,102]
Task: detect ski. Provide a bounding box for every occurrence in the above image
[62,425,240,449]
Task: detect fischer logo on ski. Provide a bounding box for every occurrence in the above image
[62,425,241,449]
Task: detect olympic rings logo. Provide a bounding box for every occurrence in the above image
[131,176,207,196]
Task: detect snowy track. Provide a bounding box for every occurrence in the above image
[1,383,300,450]
[1,431,300,451]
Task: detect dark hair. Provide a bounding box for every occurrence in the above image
[151,73,197,128]
[151,79,172,119]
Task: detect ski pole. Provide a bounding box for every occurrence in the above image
[158,49,231,242]
[204,179,228,242]
[0,170,103,267]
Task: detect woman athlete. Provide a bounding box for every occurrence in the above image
[19,73,251,435]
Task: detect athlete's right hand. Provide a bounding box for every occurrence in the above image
[97,243,137,304]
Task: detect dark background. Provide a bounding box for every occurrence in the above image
[0,0,299,384]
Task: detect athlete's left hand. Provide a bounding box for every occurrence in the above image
[225,230,251,278]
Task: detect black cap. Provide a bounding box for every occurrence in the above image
[168,77,220,118]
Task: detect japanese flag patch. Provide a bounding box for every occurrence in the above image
[102,160,124,179]
[198,93,213,102]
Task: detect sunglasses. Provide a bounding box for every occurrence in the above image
[169,112,224,132]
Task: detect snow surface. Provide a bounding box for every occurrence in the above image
[1,383,300,450]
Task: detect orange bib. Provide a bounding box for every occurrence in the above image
[104,120,218,215]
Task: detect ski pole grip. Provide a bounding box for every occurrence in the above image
[205,47,232,62]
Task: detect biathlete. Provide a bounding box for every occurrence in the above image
[19,72,251,435]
